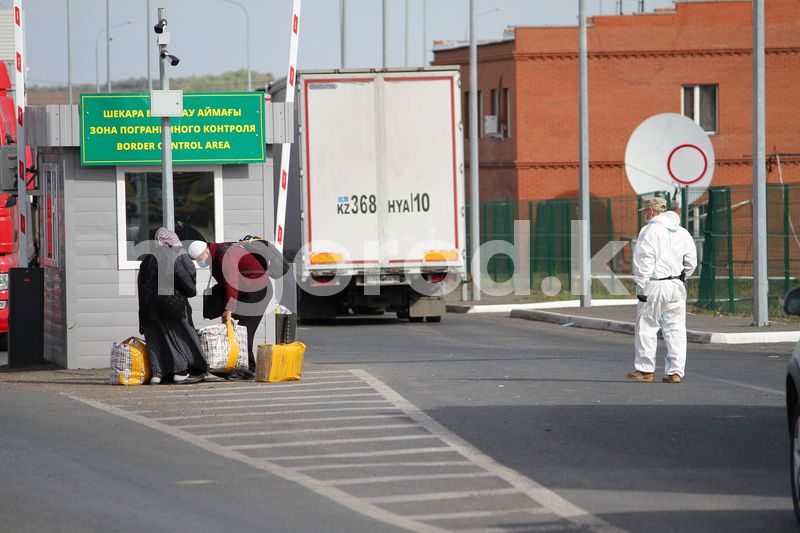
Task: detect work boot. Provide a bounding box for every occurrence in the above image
[626,370,654,382]
[662,374,682,384]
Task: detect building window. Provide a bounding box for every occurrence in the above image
[40,163,60,267]
[501,88,510,138]
[682,84,717,134]
[463,90,484,138]
[116,166,224,268]
[488,87,511,139]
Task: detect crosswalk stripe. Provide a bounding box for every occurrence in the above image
[327,472,495,486]
[174,414,412,430]
[151,406,402,421]
[267,447,457,461]
[202,423,421,439]
[230,434,437,450]
[363,487,522,504]
[408,508,549,521]
[142,384,370,400]
[293,461,474,473]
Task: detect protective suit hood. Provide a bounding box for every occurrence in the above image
[649,210,680,232]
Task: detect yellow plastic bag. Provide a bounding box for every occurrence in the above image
[110,337,150,386]
[224,318,240,374]
[255,342,306,382]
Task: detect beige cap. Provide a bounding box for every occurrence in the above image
[640,197,667,212]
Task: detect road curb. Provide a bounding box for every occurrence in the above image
[508,309,800,345]
[447,299,638,315]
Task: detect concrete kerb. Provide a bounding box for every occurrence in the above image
[447,298,800,344]
[447,299,639,315]
[507,309,800,345]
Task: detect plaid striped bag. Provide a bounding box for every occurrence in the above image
[110,337,150,385]
[198,319,249,374]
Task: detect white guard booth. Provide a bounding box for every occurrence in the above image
[26,99,286,369]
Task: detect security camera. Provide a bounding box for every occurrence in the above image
[153,19,167,34]
[161,52,180,66]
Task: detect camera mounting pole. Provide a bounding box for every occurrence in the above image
[154,7,177,231]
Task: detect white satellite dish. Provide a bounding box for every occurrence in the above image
[624,113,715,197]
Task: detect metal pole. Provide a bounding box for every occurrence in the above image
[752,0,768,325]
[66,0,72,105]
[222,1,251,91]
[158,7,174,231]
[578,0,591,306]
[95,32,100,93]
[422,0,426,65]
[404,0,408,67]
[340,0,345,68]
[382,0,388,67]
[147,0,152,90]
[106,0,111,92]
[469,0,481,301]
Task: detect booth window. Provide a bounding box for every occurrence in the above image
[40,164,60,267]
[682,84,717,134]
[121,170,217,263]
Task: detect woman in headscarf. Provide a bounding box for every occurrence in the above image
[137,227,207,384]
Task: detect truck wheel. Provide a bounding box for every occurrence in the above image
[425,316,442,323]
[0,332,6,351]
[409,317,424,323]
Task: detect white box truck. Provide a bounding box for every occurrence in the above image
[269,67,467,322]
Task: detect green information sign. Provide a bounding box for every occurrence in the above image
[80,92,266,166]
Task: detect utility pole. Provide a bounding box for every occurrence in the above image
[578,0,591,306]
[340,0,346,68]
[639,0,645,13]
[382,0,388,67]
[422,0,427,65]
[147,0,152,90]
[106,0,111,92]
[469,0,481,301]
[156,7,175,231]
[752,0,768,326]
[66,0,72,105]
[404,0,409,67]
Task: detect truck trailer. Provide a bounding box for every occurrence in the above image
[269,67,467,322]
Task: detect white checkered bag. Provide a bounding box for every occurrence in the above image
[199,319,249,374]
[110,337,149,385]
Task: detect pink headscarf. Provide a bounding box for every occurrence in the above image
[155,227,181,247]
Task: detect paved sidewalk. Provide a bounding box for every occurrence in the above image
[448,300,800,344]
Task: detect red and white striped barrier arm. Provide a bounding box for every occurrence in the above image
[274,0,301,253]
[13,0,28,267]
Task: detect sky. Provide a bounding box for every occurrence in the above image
[13,0,676,88]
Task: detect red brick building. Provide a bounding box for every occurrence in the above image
[433,0,800,202]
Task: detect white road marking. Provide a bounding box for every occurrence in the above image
[351,369,624,533]
[64,394,448,533]
[175,414,412,430]
[152,406,402,421]
[142,379,371,400]
[408,508,549,521]
[267,447,457,461]
[72,368,627,533]
[364,487,522,504]
[152,392,383,405]
[202,423,421,439]
[327,472,494,486]
[294,461,474,473]
[230,434,438,451]
[181,399,394,412]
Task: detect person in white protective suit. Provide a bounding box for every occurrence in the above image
[627,197,697,383]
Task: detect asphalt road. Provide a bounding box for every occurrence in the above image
[0,314,796,532]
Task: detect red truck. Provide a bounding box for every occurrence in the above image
[0,64,34,349]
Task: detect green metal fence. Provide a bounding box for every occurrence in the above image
[467,183,800,314]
